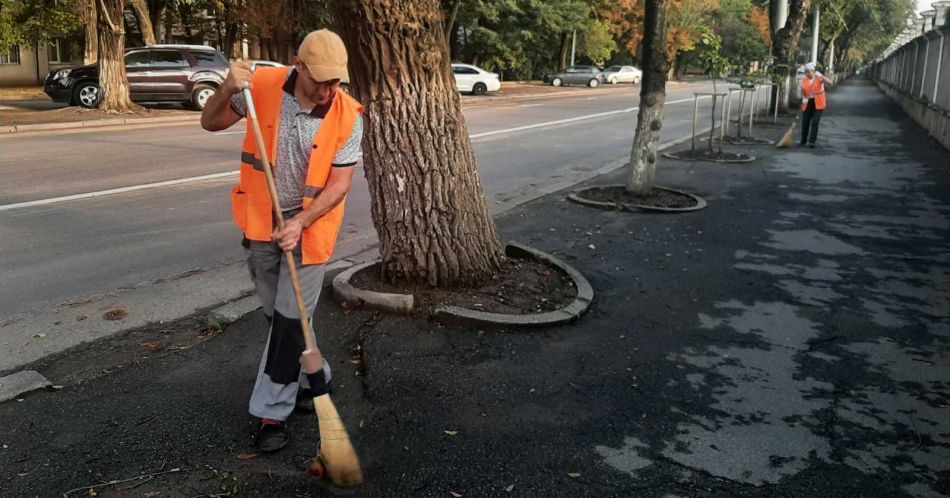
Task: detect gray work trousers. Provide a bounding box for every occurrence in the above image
[245,238,331,421]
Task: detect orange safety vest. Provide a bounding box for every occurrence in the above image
[231,66,364,265]
[801,76,826,111]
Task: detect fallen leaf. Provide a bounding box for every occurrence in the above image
[443,430,458,436]
[33,334,46,338]
[549,228,557,232]
[237,453,258,460]
[76,314,88,321]
[141,341,163,350]
[51,385,64,390]
[450,492,463,498]
[568,472,581,478]
[588,244,596,250]
[104,309,127,321]
[17,472,28,477]
[505,484,515,492]
[88,489,96,496]
[144,492,160,498]
[619,335,626,340]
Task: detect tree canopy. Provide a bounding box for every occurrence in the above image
[0,0,917,81]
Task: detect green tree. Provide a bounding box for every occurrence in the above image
[695,28,729,152]
[454,0,589,79]
[579,18,618,64]
[716,0,769,69]
[0,0,83,52]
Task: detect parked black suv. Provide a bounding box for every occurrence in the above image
[44,45,229,110]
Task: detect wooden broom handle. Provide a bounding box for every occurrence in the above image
[243,87,318,354]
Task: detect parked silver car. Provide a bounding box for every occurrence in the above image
[602,65,642,85]
[549,66,604,87]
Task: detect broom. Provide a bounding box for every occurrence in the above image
[775,113,800,148]
[242,86,364,488]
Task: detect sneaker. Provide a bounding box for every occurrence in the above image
[254,419,289,453]
[808,143,816,148]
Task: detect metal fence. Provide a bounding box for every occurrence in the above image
[870,24,950,113]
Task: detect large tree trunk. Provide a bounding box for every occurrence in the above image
[130,0,156,46]
[147,0,163,41]
[223,21,237,59]
[330,0,504,287]
[80,0,98,64]
[559,32,570,69]
[97,0,137,112]
[771,0,811,111]
[163,4,174,43]
[443,0,460,55]
[627,0,672,195]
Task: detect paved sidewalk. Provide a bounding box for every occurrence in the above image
[1,79,948,497]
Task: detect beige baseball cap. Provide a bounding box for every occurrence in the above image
[297,29,349,83]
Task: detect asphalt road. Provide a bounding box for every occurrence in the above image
[2,81,948,497]
[0,81,759,319]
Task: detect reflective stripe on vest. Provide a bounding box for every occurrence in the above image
[801,77,827,111]
[231,66,364,265]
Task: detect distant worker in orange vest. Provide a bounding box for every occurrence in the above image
[800,62,833,148]
[200,30,363,453]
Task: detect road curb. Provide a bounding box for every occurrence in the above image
[433,242,594,329]
[0,370,51,403]
[331,262,415,314]
[0,114,202,135]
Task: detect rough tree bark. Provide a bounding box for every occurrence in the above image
[627,0,672,195]
[771,0,812,111]
[97,0,137,112]
[443,0,460,50]
[330,0,504,287]
[79,0,98,64]
[147,0,163,42]
[559,32,570,69]
[163,4,174,43]
[130,0,156,46]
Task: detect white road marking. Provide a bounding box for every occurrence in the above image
[469,95,707,140]
[214,131,244,136]
[0,172,238,212]
[3,94,712,211]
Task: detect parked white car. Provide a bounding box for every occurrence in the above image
[451,63,501,95]
[252,60,285,68]
[602,65,642,85]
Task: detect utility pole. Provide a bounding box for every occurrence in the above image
[828,38,834,74]
[811,6,819,63]
[570,29,576,67]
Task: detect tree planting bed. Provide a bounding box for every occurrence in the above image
[333,243,593,328]
[569,185,706,212]
[663,149,756,163]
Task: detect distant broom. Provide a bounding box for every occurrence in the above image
[775,113,800,149]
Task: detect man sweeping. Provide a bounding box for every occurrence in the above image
[800,62,833,148]
[200,29,363,452]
